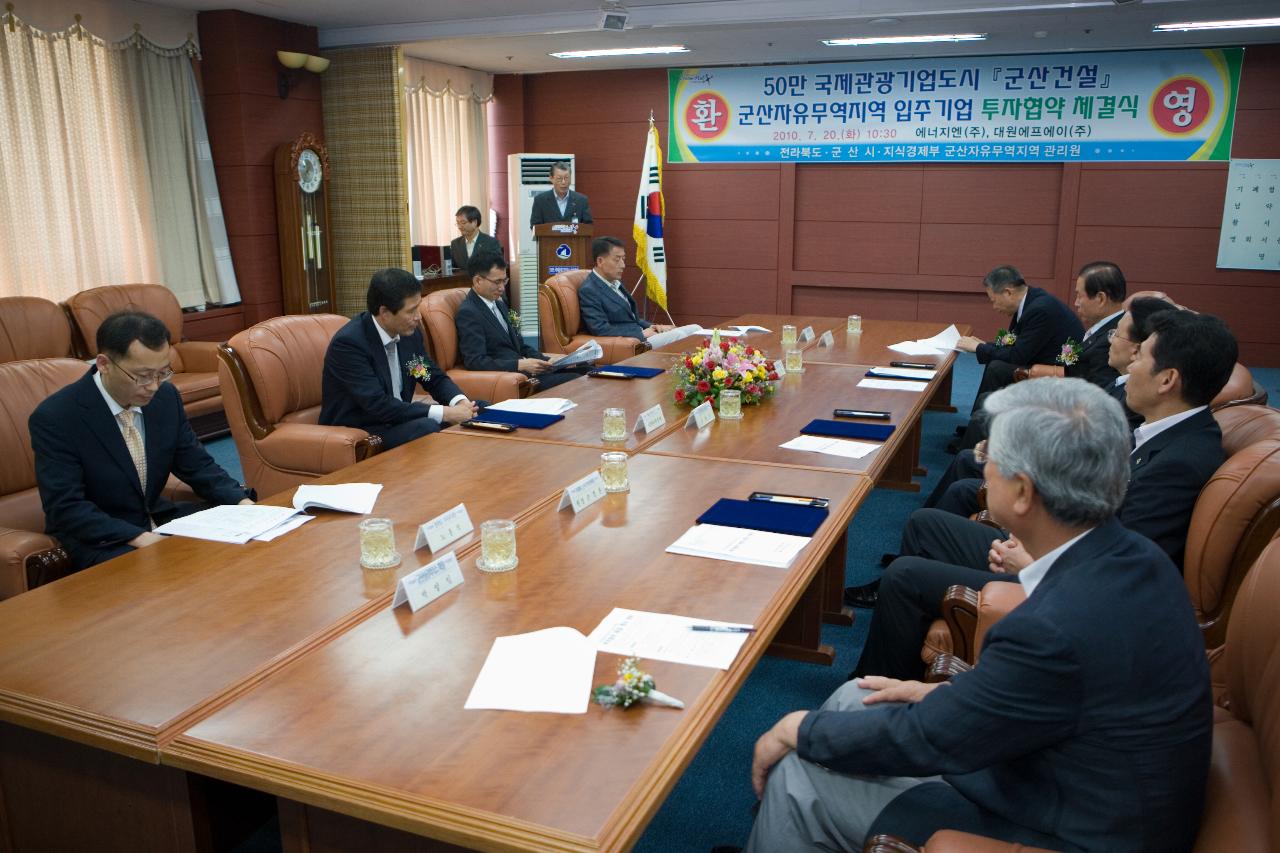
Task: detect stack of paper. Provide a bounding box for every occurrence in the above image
[549,339,602,368]
[155,505,302,544]
[464,627,597,714]
[645,324,702,349]
[254,514,314,542]
[780,435,882,459]
[888,324,961,356]
[293,483,383,514]
[589,608,752,669]
[488,397,577,415]
[666,523,810,569]
[857,378,928,393]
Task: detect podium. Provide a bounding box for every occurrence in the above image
[532,223,594,286]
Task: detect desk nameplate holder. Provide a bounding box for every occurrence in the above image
[634,404,667,434]
[393,552,464,613]
[414,503,473,553]
[558,472,608,513]
[685,400,716,430]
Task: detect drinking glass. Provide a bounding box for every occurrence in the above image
[599,452,630,493]
[847,314,862,334]
[781,324,797,347]
[602,407,627,442]
[719,389,742,419]
[478,519,518,572]
[784,348,804,373]
[358,518,401,570]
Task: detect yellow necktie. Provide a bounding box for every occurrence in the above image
[116,410,147,490]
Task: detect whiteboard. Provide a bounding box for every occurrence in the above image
[1217,159,1280,271]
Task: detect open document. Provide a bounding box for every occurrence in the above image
[889,324,961,356]
[549,339,602,369]
[293,483,382,514]
[464,627,596,714]
[589,607,752,670]
[645,324,702,349]
[155,504,301,544]
[666,523,810,569]
[780,435,882,459]
[487,396,576,415]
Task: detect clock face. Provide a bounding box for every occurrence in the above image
[297,149,322,193]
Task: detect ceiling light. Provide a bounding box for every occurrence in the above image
[822,34,987,47]
[1153,17,1280,32]
[550,45,689,59]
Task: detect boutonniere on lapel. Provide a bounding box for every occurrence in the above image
[1055,338,1082,366]
[508,309,521,329]
[994,328,1017,346]
[405,354,431,383]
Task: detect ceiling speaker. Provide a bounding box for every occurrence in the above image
[600,10,629,30]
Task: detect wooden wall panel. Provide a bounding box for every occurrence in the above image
[919,224,1058,279]
[921,165,1062,224]
[791,286,918,320]
[662,220,778,271]
[793,167,923,223]
[667,269,777,317]
[666,168,780,221]
[919,291,1003,341]
[1073,226,1279,288]
[793,222,920,274]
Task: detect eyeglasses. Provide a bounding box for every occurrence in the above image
[480,275,510,287]
[1107,329,1134,344]
[109,357,174,387]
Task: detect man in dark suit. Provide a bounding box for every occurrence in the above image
[578,236,674,341]
[449,206,502,273]
[528,161,592,227]
[455,251,583,391]
[1060,260,1125,387]
[745,378,1211,853]
[850,310,1235,682]
[30,311,253,572]
[321,268,477,450]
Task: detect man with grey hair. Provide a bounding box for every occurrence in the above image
[740,378,1211,853]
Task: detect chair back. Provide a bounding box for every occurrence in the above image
[64,284,187,369]
[0,358,91,533]
[224,314,348,427]
[0,297,74,361]
[544,269,592,339]
[1212,363,1267,411]
[421,288,470,371]
[1216,406,1280,458]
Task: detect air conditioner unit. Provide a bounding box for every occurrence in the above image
[507,152,574,339]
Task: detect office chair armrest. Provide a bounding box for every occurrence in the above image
[446,369,534,404]
[255,423,382,474]
[0,528,70,599]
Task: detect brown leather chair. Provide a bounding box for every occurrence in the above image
[1211,363,1267,411]
[63,284,224,430]
[870,537,1280,853]
[0,296,75,362]
[0,358,84,599]
[537,269,652,364]
[418,288,533,404]
[217,315,382,500]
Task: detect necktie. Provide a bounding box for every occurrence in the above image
[116,410,147,490]
[491,302,507,330]
[385,340,403,398]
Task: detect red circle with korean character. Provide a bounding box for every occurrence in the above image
[1150,77,1212,135]
[684,90,731,141]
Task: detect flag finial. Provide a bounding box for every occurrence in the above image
[648,110,655,126]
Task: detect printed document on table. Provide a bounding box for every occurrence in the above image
[888,324,960,356]
[488,396,577,415]
[253,514,314,542]
[589,607,752,669]
[888,341,944,356]
[548,339,602,369]
[666,523,810,569]
[780,435,882,459]
[293,483,383,514]
[155,504,301,544]
[464,627,596,714]
[868,366,937,380]
[646,324,702,349]
[858,378,928,393]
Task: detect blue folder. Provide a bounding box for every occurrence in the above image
[473,408,564,429]
[697,498,828,538]
[590,365,665,378]
[800,419,895,442]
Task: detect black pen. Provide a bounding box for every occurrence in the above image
[691,625,756,633]
[890,361,936,370]
[833,409,892,420]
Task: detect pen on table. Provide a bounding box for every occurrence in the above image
[690,625,756,633]
[751,493,826,507]
[889,361,936,370]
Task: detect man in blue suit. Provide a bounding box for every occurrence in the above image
[745,378,1212,853]
[320,268,477,450]
[577,236,673,341]
[30,311,253,572]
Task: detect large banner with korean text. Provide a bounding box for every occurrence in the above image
[667,48,1241,164]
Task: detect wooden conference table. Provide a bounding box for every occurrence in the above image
[0,315,963,852]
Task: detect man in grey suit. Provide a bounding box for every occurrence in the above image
[743,378,1211,853]
[528,161,592,227]
[449,206,502,272]
[577,236,673,341]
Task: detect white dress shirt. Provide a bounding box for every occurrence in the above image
[1131,406,1207,453]
[372,319,465,424]
[95,371,145,444]
[1083,309,1124,342]
[1014,290,1028,324]
[1019,528,1092,597]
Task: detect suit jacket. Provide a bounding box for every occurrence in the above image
[320,313,465,431]
[29,370,250,571]
[1065,312,1121,388]
[801,519,1211,853]
[975,286,1083,368]
[577,271,649,341]
[455,289,544,373]
[448,232,502,271]
[529,189,592,227]
[1121,407,1223,570]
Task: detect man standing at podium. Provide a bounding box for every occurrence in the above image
[529,161,593,227]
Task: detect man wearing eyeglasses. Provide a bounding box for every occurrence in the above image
[29,311,253,572]
[454,251,584,391]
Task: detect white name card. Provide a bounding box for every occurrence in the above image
[392,551,464,613]
[414,503,474,553]
[633,404,667,434]
[557,471,608,513]
[799,326,816,342]
[817,330,835,348]
[685,400,716,430]
[773,357,786,376]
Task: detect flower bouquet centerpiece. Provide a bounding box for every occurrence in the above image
[672,331,778,411]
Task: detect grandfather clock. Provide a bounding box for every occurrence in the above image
[274,132,337,314]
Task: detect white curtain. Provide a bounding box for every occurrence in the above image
[403,57,493,247]
[0,10,237,306]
